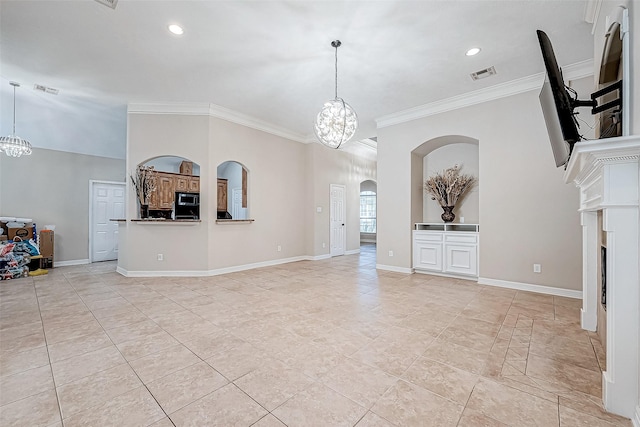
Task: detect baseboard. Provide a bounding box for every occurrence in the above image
[477,277,582,299]
[117,255,318,277]
[414,269,478,282]
[345,249,361,255]
[376,264,413,274]
[309,254,331,261]
[117,268,211,277]
[360,239,376,243]
[207,256,309,276]
[55,259,89,267]
[634,405,640,427]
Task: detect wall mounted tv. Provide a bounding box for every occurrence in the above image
[536,30,622,168]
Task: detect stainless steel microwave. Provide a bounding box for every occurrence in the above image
[176,192,199,206]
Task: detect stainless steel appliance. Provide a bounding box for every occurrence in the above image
[175,192,200,219]
[176,192,199,206]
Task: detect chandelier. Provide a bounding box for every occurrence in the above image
[314,40,358,149]
[0,82,32,158]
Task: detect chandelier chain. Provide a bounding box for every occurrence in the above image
[334,43,338,100]
[11,84,17,134]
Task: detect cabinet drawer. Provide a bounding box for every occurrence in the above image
[445,234,477,244]
[413,232,443,242]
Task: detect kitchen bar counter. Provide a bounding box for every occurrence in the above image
[111,219,201,224]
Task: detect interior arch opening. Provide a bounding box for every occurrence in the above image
[217,160,248,220]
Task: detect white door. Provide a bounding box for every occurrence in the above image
[330,184,346,257]
[91,181,125,262]
[232,188,245,220]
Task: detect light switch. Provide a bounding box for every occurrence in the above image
[316,206,322,213]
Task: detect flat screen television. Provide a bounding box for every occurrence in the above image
[537,30,581,167]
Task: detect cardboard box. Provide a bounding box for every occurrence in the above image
[8,226,33,241]
[39,230,54,258]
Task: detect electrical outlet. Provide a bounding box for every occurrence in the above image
[157,254,164,261]
[277,245,282,252]
[533,264,541,273]
[389,250,394,257]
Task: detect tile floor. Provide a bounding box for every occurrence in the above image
[0,244,632,426]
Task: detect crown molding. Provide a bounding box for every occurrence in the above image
[376,59,594,129]
[127,102,308,143]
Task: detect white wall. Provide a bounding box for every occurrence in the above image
[0,77,126,160]
[0,148,125,262]
[378,79,592,291]
[119,109,376,275]
[120,113,211,273]
[422,143,479,223]
[308,142,377,256]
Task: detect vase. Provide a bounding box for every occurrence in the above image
[441,206,455,223]
[140,204,149,219]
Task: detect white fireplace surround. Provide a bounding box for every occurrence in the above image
[564,134,640,421]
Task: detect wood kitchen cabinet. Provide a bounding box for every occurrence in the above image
[175,176,189,192]
[176,175,199,193]
[149,172,175,210]
[188,176,200,192]
[148,172,201,212]
[217,178,228,211]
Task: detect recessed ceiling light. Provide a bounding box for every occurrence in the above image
[168,24,184,35]
[466,47,481,56]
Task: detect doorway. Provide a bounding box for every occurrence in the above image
[89,180,125,262]
[330,184,346,257]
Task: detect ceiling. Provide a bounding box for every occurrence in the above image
[0,0,594,155]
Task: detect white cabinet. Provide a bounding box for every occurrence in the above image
[413,233,443,271]
[413,223,479,278]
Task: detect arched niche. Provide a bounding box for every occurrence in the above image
[410,135,479,224]
[359,180,377,243]
[135,155,200,219]
[216,161,248,220]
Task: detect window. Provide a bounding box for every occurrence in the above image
[360,190,376,233]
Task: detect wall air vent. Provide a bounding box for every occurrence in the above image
[470,66,497,81]
[94,0,118,9]
[33,84,59,95]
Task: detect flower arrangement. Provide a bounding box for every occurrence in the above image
[130,165,157,206]
[424,165,476,208]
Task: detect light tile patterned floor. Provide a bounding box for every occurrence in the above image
[0,244,631,426]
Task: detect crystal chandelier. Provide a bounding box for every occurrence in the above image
[314,40,358,149]
[0,82,32,158]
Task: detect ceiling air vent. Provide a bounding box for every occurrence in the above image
[33,84,59,95]
[470,66,497,81]
[94,0,118,9]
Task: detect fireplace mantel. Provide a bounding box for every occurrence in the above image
[564,135,640,420]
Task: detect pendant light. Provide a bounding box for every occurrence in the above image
[314,40,358,149]
[0,82,32,158]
